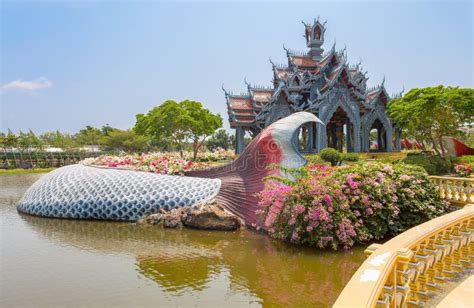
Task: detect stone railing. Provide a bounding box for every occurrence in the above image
[333,205,474,308]
[429,176,474,206]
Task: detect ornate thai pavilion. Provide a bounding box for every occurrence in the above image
[223,18,403,154]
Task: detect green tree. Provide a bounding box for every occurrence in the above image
[206,129,233,151]
[388,86,474,156]
[102,129,148,153]
[134,100,222,159]
[17,130,44,151]
[39,131,77,150]
[75,126,105,146]
[0,130,18,150]
[181,100,223,159]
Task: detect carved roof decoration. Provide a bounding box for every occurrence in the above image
[224,18,399,128]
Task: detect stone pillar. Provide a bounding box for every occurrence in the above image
[377,128,383,151]
[235,126,245,154]
[316,122,326,152]
[307,123,314,152]
[386,126,393,152]
[353,122,361,152]
[304,123,314,152]
[346,121,352,152]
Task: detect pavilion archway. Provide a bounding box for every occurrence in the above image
[361,111,393,152]
[297,122,318,153]
[316,98,361,153]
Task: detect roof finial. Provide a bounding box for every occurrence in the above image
[269,57,275,67]
[221,84,228,95]
[244,77,250,87]
[283,43,289,54]
[381,75,385,86]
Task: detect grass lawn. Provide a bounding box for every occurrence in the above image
[0,168,55,175]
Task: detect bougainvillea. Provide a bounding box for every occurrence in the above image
[256,162,448,250]
[454,164,472,178]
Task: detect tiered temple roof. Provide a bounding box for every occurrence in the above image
[223,17,397,129]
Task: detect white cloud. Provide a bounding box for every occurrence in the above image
[1,77,52,93]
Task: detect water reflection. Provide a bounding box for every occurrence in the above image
[20,212,366,306]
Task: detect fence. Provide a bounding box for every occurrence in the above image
[0,151,105,169]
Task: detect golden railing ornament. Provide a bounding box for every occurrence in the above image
[429,176,474,206]
[333,205,474,307]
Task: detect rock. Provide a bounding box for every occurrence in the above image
[145,213,163,225]
[163,212,183,228]
[183,200,242,231]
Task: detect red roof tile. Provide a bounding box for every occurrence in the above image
[228,97,252,110]
[251,89,274,103]
[291,56,318,67]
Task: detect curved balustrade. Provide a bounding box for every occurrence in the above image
[429,176,474,206]
[333,205,474,308]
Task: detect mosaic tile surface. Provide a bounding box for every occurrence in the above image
[17,165,221,221]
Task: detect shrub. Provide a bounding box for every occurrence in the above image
[402,153,453,175]
[256,162,448,250]
[305,154,328,166]
[458,156,474,169]
[319,148,341,166]
[342,152,360,162]
[454,164,472,177]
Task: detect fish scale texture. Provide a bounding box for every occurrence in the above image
[17,164,221,221]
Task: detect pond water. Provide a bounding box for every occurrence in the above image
[1,174,367,307]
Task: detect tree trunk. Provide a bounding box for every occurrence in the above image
[428,130,440,155]
[438,136,446,157]
[176,143,183,158]
[419,140,426,151]
[430,137,440,155]
[193,139,199,161]
[193,137,206,161]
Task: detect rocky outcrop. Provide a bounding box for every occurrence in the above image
[137,199,242,231]
[183,201,242,231]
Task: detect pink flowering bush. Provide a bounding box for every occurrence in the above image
[256,162,448,250]
[81,152,215,175]
[454,164,472,177]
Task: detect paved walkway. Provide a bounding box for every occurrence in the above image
[437,274,474,307]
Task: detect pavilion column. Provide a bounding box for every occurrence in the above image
[386,126,393,152]
[346,120,352,152]
[316,122,327,152]
[353,123,361,152]
[235,126,245,154]
[377,128,384,151]
[305,123,314,152]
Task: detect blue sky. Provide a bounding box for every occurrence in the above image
[1,0,472,134]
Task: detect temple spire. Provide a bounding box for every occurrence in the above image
[303,17,326,61]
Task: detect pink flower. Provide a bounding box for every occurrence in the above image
[362,196,369,205]
[293,203,306,215]
[346,174,358,189]
[291,231,300,242]
[324,194,332,206]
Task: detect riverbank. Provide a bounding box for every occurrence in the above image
[0,168,55,175]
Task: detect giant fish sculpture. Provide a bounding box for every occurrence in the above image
[17,112,323,226]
